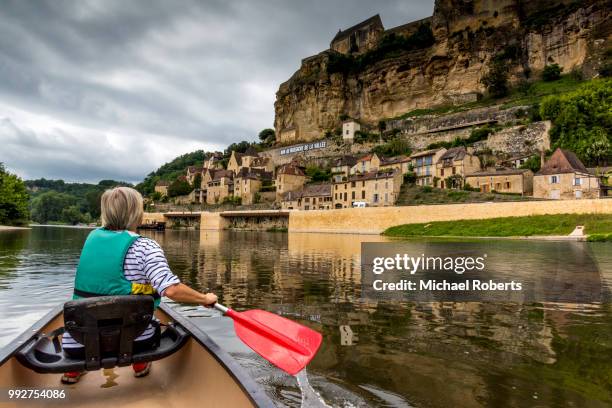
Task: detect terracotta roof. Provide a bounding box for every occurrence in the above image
[302,183,332,197]
[380,155,410,165]
[344,169,398,183]
[331,14,383,44]
[410,148,445,159]
[236,167,272,180]
[465,168,532,177]
[211,169,234,181]
[357,153,375,162]
[440,147,468,161]
[277,164,305,176]
[282,184,332,201]
[536,148,589,175]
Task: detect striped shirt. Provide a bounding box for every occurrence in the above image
[62,236,180,349]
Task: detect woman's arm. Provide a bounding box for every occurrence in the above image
[163,283,218,307]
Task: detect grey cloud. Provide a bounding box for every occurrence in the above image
[0,0,433,183]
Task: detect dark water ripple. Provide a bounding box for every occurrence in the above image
[0,227,611,407]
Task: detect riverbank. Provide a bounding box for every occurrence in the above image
[383,213,612,240]
[0,225,30,231]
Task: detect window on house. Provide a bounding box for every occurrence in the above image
[574,178,582,186]
[351,191,355,199]
[344,192,347,201]
[385,193,388,202]
[346,130,349,135]
[305,197,310,203]
[441,169,444,177]
[375,183,378,190]
[351,181,356,188]
[504,182,510,189]
[452,167,456,175]
[362,181,365,187]
[362,190,365,199]
[550,175,559,184]
[335,185,338,190]
[344,184,347,190]
[385,181,388,189]
[373,194,379,203]
[575,190,582,198]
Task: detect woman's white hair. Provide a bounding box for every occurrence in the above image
[100,187,144,230]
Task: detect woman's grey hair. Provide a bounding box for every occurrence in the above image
[100,187,144,230]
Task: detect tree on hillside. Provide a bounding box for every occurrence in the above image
[258,128,275,143]
[540,79,611,165]
[168,178,193,197]
[135,150,206,195]
[0,164,30,226]
[30,191,77,224]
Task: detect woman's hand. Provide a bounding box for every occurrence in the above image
[201,292,218,308]
[163,283,217,307]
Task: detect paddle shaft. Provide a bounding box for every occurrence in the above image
[214,303,310,355]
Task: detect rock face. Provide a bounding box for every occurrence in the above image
[274,0,610,144]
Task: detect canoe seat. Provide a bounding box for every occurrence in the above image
[16,296,190,373]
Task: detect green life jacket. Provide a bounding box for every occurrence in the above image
[74,228,161,308]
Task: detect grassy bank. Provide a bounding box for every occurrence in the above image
[396,185,531,206]
[383,213,612,238]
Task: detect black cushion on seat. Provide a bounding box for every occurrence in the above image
[16,296,190,374]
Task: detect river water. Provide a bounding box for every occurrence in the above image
[0,226,611,407]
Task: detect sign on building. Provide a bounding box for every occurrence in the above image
[280,141,327,156]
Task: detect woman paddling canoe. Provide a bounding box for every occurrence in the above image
[61,186,218,383]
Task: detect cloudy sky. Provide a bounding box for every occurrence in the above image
[0,0,432,183]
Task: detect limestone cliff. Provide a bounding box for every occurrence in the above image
[274,0,611,144]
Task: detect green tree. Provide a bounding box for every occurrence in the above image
[305,166,331,183]
[192,173,202,190]
[481,61,509,98]
[30,191,77,224]
[258,128,275,143]
[540,79,611,165]
[542,63,562,81]
[61,205,85,225]
[167,178,193,197]
[0,164,30,226]
[520,156,542,173]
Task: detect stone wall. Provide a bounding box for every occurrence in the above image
[288,199,612,234]
[476,121,551,157]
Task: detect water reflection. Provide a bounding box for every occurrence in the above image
[0,227,610,407]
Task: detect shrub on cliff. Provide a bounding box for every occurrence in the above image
[540,79,611,165]
[542,64,562,81]
[481,61,509,98]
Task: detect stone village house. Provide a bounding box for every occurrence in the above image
[350,153,381,175]
[533,148,601,200]
[281,184,333,211]
[204,169,234,205]
[331,156,358,182]
[410,148,447,186]
[275,164,306,201]
[435,147,481,189]
[154,180,169,197]
[333,169,402,208]
[465,168,534,195]
[234,168,274,205]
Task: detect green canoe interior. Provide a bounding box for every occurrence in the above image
[0,308,256,408]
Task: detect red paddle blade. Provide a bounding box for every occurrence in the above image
[226,309,322,375]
